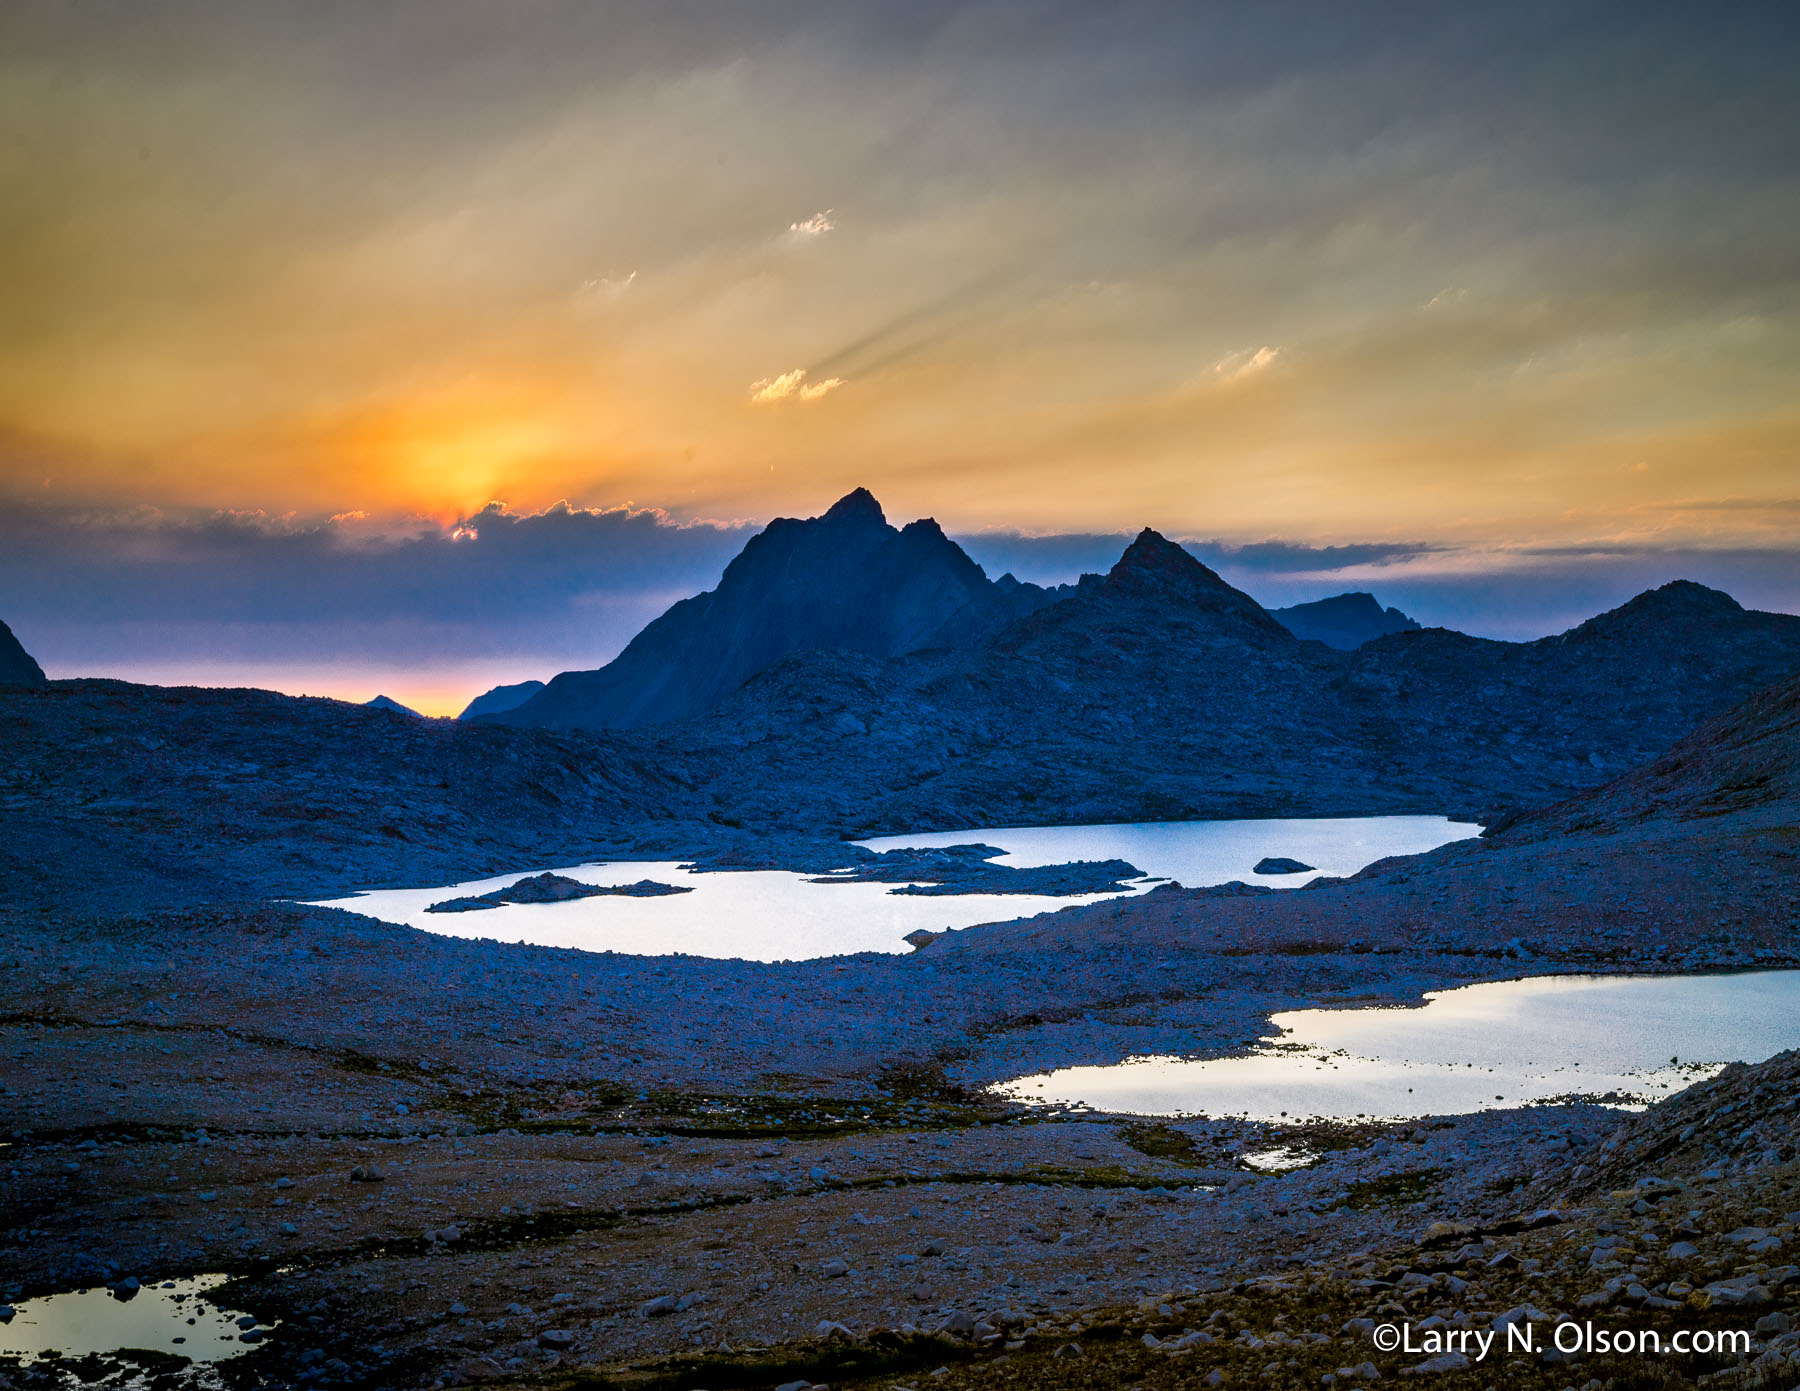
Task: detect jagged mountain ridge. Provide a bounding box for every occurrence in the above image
[496,489,1064,731]
[0,618,46,685]
[1270,591,1420,649]
[488,497,1424,730]
[476,488,1800,833]
[651,533,1800,833]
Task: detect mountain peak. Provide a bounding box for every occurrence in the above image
[495,489,1043,730]
[1061,528,1295,643]
[1572,579,1746,640]
[1103,528,1225,599]
[823,487,886,526]
[1640,579,1743,614]
[458,679,545,721]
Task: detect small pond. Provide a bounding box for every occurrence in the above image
[0,1273,270,1366]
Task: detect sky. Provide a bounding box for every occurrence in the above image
[2,2,1797,712]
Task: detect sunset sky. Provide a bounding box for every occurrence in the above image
[3,2,1797,711]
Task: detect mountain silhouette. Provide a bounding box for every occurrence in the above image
[0,619,46,685]
[1271,591,1420,649]
[457,488,1800,827]
[657,550,1800,832]
[459,680,545,721]
[996,527,1296,661]
[495,488,1057,731]
[365,694,423,717]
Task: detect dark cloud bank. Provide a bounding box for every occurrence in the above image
[2,500,1797,689]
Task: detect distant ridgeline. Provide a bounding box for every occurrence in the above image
[1269,592,1421,649]
[365,693,424,718]
[475,489,1800,827]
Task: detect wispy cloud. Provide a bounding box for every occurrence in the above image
[749,369,845,404]
[1212,345,1281,383]
[577,270,637,301]
[787,209,835,239]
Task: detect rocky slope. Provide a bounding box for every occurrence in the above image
[0,617,45,685]
[1497,666,1800,839]
[497,489,1061,731]
[0,680,692,913]
[1271,590,1421,648]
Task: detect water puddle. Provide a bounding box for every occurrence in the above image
[1241,1146,1318,1172]
[1003,971,1800,1121]
[0,1274,271,1367]
[316,815,1476,960]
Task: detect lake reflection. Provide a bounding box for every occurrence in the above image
[859,814,1478,888]
[1003,971,1800,1121]
[316,815,1477,962]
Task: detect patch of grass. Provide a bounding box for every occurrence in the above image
[1341,1167,1446,1210]
[1117,1121,1203,1166]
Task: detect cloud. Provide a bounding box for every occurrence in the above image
[787,209,835,239]
[749,369,845,404]
[577,270,636,301]
[0,498,754,680]
[3,6,1796,544]
[1651,496,1800,514]
[1212,345,1281,383]
[749,369,805,402]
